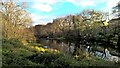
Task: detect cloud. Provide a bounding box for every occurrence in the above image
[26,0,63,4]
[80,1,95,7]
[101,0,119,12]
[67,0,95,7]
[29,0,64,13]
[29,0,64,25]
[28,0,120,25]
[106,0,119,9]
[33,0,60,4]
[66,0,119,8]
[32,3,53,12]
[31,13,55,26]
[30,0,65,12]
[66,0,119,12]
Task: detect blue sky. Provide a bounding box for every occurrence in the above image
[23,0,119,26]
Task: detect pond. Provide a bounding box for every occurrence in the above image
[39,39,120,62]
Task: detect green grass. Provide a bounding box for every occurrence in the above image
[2,39,118,67]
[2,39,37,66]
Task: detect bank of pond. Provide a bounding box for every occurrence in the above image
[2,39,120,67]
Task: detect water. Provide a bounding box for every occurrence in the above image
[39,39,120,62]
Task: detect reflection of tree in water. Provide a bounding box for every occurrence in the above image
[73,45,80,55]
[72,33,82,56]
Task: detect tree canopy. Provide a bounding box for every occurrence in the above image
[1,0,35,41]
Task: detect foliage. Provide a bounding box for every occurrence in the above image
[1,0,35,41]
[2,39,60,66]
[2,39,36,66]
[33,8,120,52]
[33,9,107,39]
[1,1,120,67]
[112,1,120,18]
[2,39,117,66]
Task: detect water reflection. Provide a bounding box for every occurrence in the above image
[39,39,119,62]
[69,45,74,54]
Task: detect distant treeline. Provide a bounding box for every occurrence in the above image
[33,9,120,52]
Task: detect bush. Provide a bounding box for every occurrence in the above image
[27,53,63,65]
[2,39,116,66]
[2,39,38,66]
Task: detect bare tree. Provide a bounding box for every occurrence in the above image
[1,0,34,41]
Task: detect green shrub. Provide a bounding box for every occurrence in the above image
[2,39,38,66]
[2,39,116,66]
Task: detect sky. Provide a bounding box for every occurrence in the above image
[22,0,120,26]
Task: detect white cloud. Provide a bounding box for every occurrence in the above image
[80,1,95,7]
[29,0,120,25]
[32,19,53,26]
[29,0,63,13]
[32,3,53,12]
[106,0,119,9]
[103,0,119,19]
[67,0,95,7]
[101,0,119,13]
[31,13,55,26]
[31,0,65,13]
[26,0,63,4]
[66,0,119,13]
[67,0,119,8]
[33,0,59,4]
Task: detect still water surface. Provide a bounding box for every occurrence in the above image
[39,39,120,62]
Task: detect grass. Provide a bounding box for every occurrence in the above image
[2,38,119,67]
[2,39,60,66]
[2,39,37,66]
